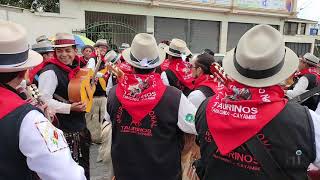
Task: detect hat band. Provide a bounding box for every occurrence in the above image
[33,47,54,53]
[233,49,286,79]
[130,53,159,67]
[169,48,182,55]
[55,39,75,45]
[0,49,29,67]
[303,58,318,66]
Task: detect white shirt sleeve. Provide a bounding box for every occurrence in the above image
[19,110,86,180]
[286,76,309,99]
[177,94,198,135]
[86,58,96,70]
[188,90,207,109]
[106,75,113,96]
[310,110,320,168]
[38,70,71,114]
[161,72,170,86]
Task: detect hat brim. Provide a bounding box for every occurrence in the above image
[164,46,191,57]
[223,47,299,88]
[53,44,76,48]
[0,50,43,72]
[122,47,166,69]
[94,43,109,48]
[301,58,320,67]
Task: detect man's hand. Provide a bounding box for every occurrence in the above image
[71,102,87,112]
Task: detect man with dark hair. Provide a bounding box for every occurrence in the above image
[104,33,197,180]
[161,39,194,96]
[188,53,218,108]
[0,20,86,180]
[286,53,320,110]
[80,45,94,68]
[37,33,90,179]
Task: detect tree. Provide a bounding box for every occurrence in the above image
[0,0,60,13]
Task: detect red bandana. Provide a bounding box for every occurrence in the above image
[294,67,320,80]
[160,59,170,72]
[29,62,45,82]
[194,74,222,94]
[0,87,26,120]
[116,73,167,125]
[206,81,287,155]
[167,59,194,90]
[45,57,80,80]
[118,60,133,74]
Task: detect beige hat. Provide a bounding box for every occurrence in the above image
[122,33,166,69]
[165,39,191,57]
[158,43,168,50]
[302,53,320,66]
[0,20,42,73]
[94,39,109,48]
[223,24,299,88]
[53,33,76,48]
[32,41,54,54]
[36,35,49,43]
[105,50,120,64]
[119,43,130,50]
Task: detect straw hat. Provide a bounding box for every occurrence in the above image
[53,33,76,48]
[119,43,130,51]
[32,41,54,54]
[122,33,166,69]
[302,53,320,67]
[222,24,299,88]
[36,35,49,43]
[0,20,42,73]
[94,39,109,48]
[158,43,168,50]
[165,39,191,57]
[105,50,121,64]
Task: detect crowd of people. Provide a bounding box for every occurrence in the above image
[1,19,320,180]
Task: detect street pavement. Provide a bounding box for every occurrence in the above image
[90,144,109,180]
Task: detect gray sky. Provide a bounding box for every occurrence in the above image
[297,0,320,22]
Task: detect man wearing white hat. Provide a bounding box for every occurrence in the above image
[37,33,90,179]
[0,20,86,180]
[286,53,320,110]
[161,39,194,96]
[104,33,197,180]
[194,25,320,179]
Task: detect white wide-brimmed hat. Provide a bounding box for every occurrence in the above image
[122,33,166,69]
[0,20,43,73]
[158,43,168,50]
[94,39,109,48]
[223,24,299,88]
[105,50,121,64]
[32,41,54,54]
[165,39,191,57]
[36,35,49,43]
[119,43,130,50]
[302,53,320,67]
[53,33,76,48]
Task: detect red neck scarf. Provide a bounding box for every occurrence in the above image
[168,59,194,90]
[29,61,45,82]
[294,67,320,80]
[194,74,222,94]
[45,57,80,80]
[0,87,26,120]
[118,61,133,74]
[206,82,287,155]
[116,73,167,125]
[160,59,170,72]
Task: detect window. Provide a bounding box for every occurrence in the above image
[300,23,306,35]
[284,22,298,35]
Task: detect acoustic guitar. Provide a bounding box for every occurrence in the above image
[99,63,124,91]
[68,50,103,112]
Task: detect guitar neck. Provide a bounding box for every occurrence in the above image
[91,55,103,85]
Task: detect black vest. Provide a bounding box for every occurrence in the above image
[41,64,86,132]
[195,99,316,180]
[165,69,192,96]
[108,86,183,180]
[197,85,215,98]
[0,104,39,180]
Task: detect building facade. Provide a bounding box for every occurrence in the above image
[2,0,319,56]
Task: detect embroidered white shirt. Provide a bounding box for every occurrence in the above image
[19,110,86,180]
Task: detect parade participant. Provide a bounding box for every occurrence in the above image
[105,50,121,96]
[195,24,320,180]
[157,42,170,73]
[29,37,55,82]
[37,33,90,179]
[286,53,320,110]
[79,45,94,68]
[104,33,197,180]
[188,53,218,108]
[0,20,86,180]
[161,39,194,95]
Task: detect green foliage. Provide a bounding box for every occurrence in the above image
[0,0,60,13]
